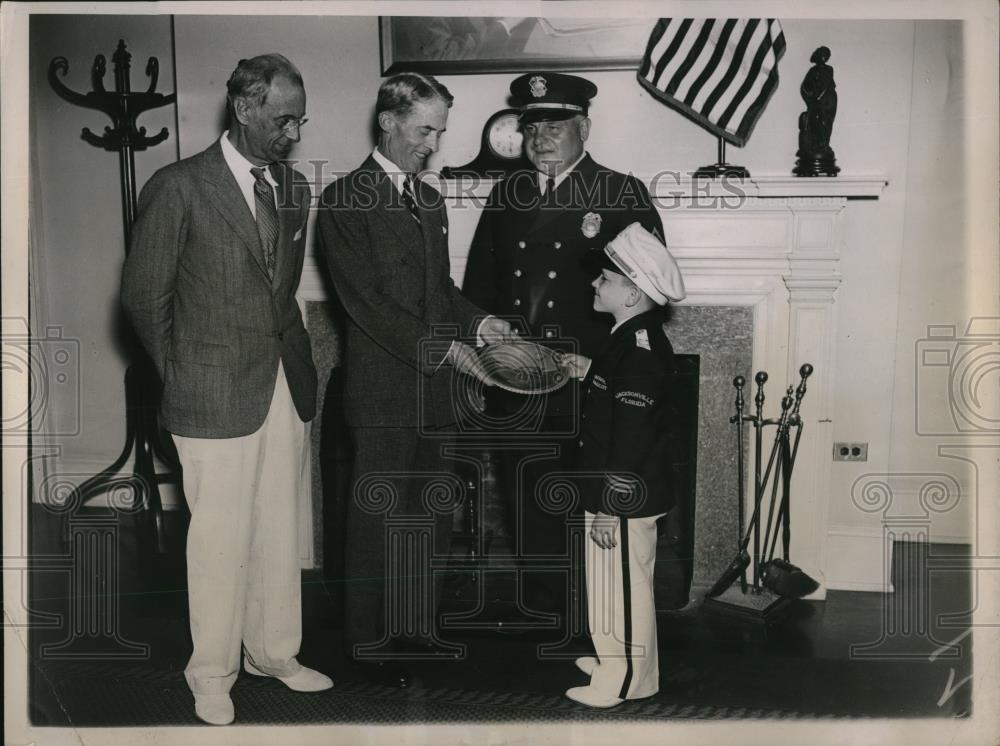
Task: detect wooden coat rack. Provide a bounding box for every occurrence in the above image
[49,39,178,552]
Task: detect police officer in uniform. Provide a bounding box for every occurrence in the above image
[463,72,663,623]
[560,222,686,708]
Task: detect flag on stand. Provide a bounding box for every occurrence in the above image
[638,18,786,147]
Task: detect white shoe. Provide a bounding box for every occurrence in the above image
[575,656,598,676]
[565,685,624,709]
[244,659,334,692]
[193,693,235,725]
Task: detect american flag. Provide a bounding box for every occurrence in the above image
[637,18,787,147]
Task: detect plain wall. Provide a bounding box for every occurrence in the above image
[886,21,977,541]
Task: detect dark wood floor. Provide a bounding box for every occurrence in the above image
[25,504,974,725]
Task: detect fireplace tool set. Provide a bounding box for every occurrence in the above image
[706,363,819,617]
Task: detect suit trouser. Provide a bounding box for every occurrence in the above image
[584,511,664,700]
[173,362,307,695]
[499,419,579,613]
[344,426,455,660]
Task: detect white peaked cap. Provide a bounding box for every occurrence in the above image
[604,222,686,304]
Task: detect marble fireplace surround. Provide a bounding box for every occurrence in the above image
[297,174,887,601]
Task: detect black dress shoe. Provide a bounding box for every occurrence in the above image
[351,661,410,688]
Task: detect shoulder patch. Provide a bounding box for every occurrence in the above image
[635,329,651,351]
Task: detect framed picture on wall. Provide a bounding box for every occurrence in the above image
[379,17,654,75]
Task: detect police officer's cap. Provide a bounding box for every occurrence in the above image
[511,72,598,124]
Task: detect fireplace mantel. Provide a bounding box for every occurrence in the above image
[297,173,888,596]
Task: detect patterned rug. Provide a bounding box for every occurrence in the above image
[31,650,968,727]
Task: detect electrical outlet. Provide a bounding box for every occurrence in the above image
[833,442,868,461]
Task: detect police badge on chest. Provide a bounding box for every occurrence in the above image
[581,212,602,239]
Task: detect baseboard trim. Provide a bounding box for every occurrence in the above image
[825,579,893,593]
[920,533,974,545]
[869,482,973,544]
[32,454,185,510]
[824,524,894,593]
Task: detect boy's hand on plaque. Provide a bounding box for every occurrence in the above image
[557,352,592,380]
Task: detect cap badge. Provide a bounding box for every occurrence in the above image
[529,75,548,98]
[581,212,602,239]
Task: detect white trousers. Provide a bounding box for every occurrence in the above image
[173,362,307,695]
[584,511,664,700]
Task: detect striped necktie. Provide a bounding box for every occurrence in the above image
[251,166,278,279]
[402,176,421,224]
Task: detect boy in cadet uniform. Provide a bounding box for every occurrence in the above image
[558,221,686,708]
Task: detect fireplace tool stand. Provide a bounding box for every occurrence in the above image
[703,364,816,624]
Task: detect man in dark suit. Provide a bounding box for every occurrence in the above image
[316,73,512,687]
[462,72,664,627]
[122,54,331,726]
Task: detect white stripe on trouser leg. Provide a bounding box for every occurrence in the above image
[174,361,306,695]
[584,510,663,700]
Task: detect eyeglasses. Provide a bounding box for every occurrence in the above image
[278,117,309,133]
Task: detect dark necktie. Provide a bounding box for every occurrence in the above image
[402,176,421,224]
[542,175,557,208]
[251,166,278,279]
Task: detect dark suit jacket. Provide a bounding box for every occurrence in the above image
[462,154,663,417]
[578,309,677,518]
[315,155,483,429]
[122,140,317,438]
